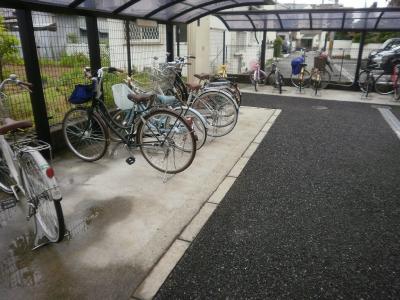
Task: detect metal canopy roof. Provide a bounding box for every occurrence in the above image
[3,0,270,23]
[215,8,400,32]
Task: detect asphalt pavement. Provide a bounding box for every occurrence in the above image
[156,94,400,299]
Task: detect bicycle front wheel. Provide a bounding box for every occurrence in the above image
[291,70,310,88]
[21,152,65,243]
[172,107,208,150]
[394,77,400,101]
[137,109,196,174]
[62,107,109,162]
[192,90,239,137]
[375,73,394,95]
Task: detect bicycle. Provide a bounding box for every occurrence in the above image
[113,76,208,150]
[358,61,395,95]
[358,63,380,97]
[153,59,240,137]
[62,67,196,174]
[266,61,284,94]
[0,74,65,247]
[393,64,400,101]
[249,61,267,92]
[310,68,322,96]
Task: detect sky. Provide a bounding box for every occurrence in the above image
[277,0,389,8]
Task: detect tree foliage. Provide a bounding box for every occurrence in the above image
[0,15,20,81]
[273,36,283,58]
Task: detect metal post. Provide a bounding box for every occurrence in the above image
[166,23,174,62]
[16,9,51,145]
[353,31,367,87]
[176,25,180,57]
[260,31,267,71]
[125,20,132,75]
[85,16,101,72]
[222,31,226,64]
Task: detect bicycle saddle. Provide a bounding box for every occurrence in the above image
[0,118,33,135]
[194,73,210,81]
[127,92,154,104]
[300,63,307,67]
[186,83,202,91]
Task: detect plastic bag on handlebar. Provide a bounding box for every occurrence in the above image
[69,83,94,104]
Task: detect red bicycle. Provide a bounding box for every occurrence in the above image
[392,64,400,101]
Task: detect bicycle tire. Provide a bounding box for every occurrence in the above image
[358,70,370,92]
[172,106,208,150]
[109,109,133,142]
[0,150,14,194]
[62,107,109,162]
[320,70,331,89]
[395,77,400,101]
[136,109,196,174]
[375,73,394,95]
[291,69,310,88]
[20,151,65,243]
[192,90,239,137]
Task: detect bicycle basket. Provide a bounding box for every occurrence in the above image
[69,84,94,104]
[112,83,134,110]
[291,57,304,75]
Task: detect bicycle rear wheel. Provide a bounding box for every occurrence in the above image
[0,150,14,194]
[192,90,239,137]
[173,107,207,150]
[375,73,394,95]
[137,109,196,174]
[62,107,109,162]
[21,152,65,243]
[320,70,331,89]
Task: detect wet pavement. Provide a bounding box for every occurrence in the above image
[0,106,274,299]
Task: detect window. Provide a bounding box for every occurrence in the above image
[176,24,187,43]
[128,22,161,43]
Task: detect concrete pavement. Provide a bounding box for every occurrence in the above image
[0,106,276,299]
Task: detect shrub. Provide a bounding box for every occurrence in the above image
[59,52,90,67]
[273,36,283,58]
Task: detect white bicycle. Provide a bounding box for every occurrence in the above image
[0,74,65,248]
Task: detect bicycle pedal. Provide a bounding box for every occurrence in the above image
[126,156,136,165]
[0,197,17,210]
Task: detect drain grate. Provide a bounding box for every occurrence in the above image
[312,105,328,110]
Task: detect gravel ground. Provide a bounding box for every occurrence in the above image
[155,94,400,299]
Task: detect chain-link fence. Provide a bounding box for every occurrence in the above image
[0,8,174,127]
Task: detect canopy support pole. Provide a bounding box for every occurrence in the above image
[260,31,267,71]
[16,9,51,146]
[86,16,101,72]
[177,25,181,57]
[353,31,367,88]
[223,31,226,64]
[166,23,174,62]
[125,20,132,75]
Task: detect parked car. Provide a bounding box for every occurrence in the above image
[369,38,400,60]
[371,45,400,72]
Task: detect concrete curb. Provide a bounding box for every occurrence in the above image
[131,108,282,300]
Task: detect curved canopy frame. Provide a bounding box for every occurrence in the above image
[215,7,400,32]
[2,0,270,23]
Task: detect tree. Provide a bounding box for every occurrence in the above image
[0,15,20,81]
[273,36,283,58]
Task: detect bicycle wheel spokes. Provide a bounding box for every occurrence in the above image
[62,108,109,162]
[192,92,238,137]
[375,74,394,95]
[138,110,196,174]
